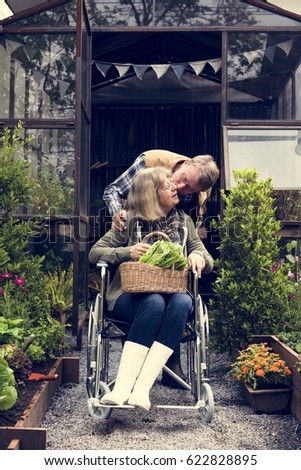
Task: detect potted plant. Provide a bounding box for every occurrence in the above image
[209,169,292,354]
[230,342,293,413]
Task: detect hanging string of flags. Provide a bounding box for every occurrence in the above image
[242,39,293,65]
[94,59,222,80]
[94,39,294,81]
[2,39,71,99]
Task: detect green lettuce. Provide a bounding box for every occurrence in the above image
[139,240,188,270]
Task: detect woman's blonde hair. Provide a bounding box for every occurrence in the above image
[127,167,172,220]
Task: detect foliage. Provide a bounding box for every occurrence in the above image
[283,240,301,330]
[230,342,292,390]
[45,264,74,318]
[272,190,301,221]
[209,169,292,352]
[0,271,65,362]
[0,356,17,411]
[2,345,33,384]
[0,122,33,218]
[0,124,66,363]
[89,0,257,27]
[0,316,24,345]
[31,166,74,214]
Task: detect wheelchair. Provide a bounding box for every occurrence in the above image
[86,261,214,423]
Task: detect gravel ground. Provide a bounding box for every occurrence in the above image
[42,332,301,450]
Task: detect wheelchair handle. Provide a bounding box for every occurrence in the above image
[142,231,171,243]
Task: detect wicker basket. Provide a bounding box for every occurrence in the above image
[119,231,188,293]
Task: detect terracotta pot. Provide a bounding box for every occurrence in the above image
[240,382,292,414]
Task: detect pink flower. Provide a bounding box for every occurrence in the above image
[0,288,4,295]
[1,272,13,279]
[288,270,296,280]
[14,277,26,287]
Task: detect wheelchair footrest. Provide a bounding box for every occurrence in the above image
[156,402,205,410]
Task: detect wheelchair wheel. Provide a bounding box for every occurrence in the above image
[87,380,112,421]
[199,382,214,423]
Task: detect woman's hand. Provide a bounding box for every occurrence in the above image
[112,210,127,231]
[188,253,206,278]
[129,243,150,260]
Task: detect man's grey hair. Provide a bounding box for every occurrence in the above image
[189,154,220,191]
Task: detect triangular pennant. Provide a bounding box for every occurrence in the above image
[207,59,222,73]
[171,63,187,79]
[32,69,44,86]
[264,45,276,63]
[151,64,170,79]
[133,64,149,80]
[242,49,262,65]
[189,61,206,76]
[22,45,30,61]
[95,62,112,77]
[58,80,70,99]
[5,39,22,55]
[38,77,46,91]
[277,40,293,56]
[114,64,131,78]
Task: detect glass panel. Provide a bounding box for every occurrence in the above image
[0,34,76,119]
[8,0,77,27]
[19,128,75,215]
[224,127,301,190]
[227,33,301,120]
[80,111,89,217]
[81,7,90,109]
[87,0,301,28]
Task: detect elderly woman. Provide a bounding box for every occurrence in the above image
[89,167,213,411]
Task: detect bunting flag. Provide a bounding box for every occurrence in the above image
[152,64,170,79]
[188,61,206,75]
[277,39,293,56]
[58,79,70,99]
[242,49,263,65]
[133,64,149,79]
[264,45,276,64]
[5,39,22,55]
[171,63,187,79]
[207,58,222,73]
[95,62,112,77]
[32,69,44,87]
[94,59,222,80]
[115,63,131,78]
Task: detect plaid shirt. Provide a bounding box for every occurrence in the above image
[102,153,197,219]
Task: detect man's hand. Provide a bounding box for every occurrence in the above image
[112,210,127,231]
[129,243,150,260]
[188,253,206,278]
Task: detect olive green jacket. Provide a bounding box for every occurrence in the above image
[89,211,214,311]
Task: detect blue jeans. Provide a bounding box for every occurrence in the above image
[110,292,193,350]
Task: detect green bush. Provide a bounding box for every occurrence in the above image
[209,169,292,353]
[0,124,66,363]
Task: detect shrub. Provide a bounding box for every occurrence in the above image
[209,169,292,352]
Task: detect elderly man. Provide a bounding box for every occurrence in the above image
[102,149,219,389]
[103,149,219,229]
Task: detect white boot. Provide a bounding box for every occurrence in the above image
[100,341,149,405]
[128,341,173,411]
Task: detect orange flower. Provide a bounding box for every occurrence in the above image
[230,342,292,390]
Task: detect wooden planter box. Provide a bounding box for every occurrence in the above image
[240,382,292,414]
[251,335,301,422]
[0,356,79,450]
